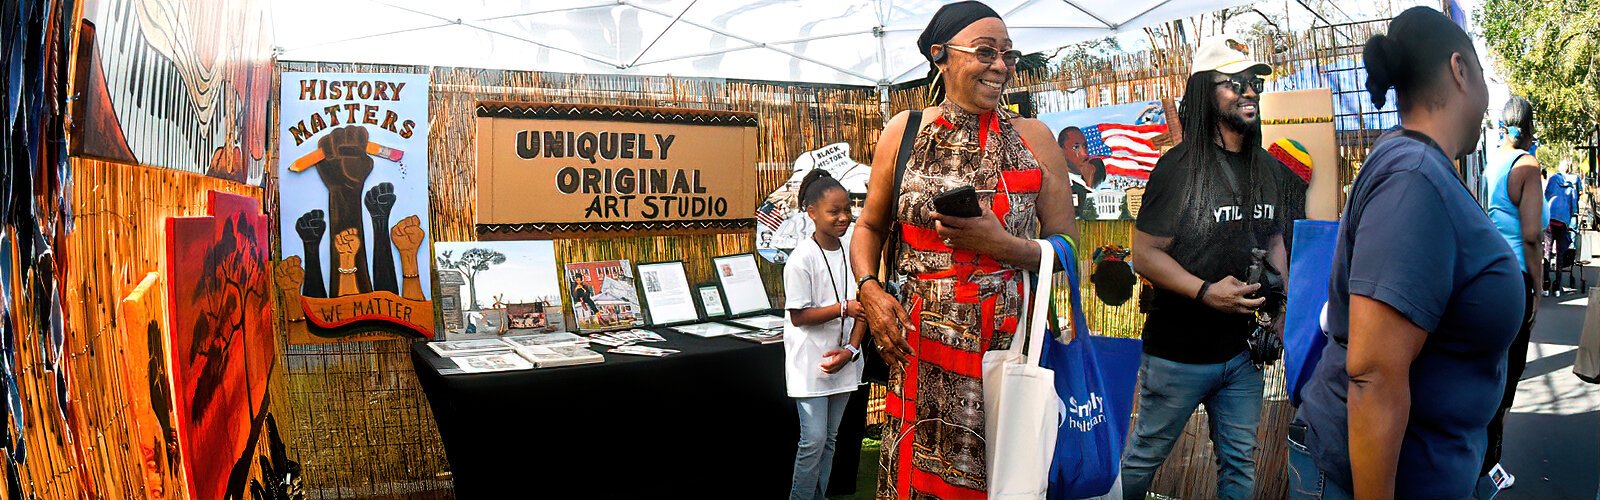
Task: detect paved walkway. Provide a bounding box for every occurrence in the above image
[1498,265,1599,499]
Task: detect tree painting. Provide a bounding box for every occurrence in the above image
[437,248,506,310]
[165,191,276,500]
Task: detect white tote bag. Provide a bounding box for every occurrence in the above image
[1574,286,1600,384]
[983,239,1061,499]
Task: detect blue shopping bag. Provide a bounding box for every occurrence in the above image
[1286,220,1339,406]
[1040,235,1142,499]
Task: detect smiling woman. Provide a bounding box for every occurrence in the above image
[846,2,1080,498]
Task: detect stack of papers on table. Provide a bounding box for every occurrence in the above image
[426,335,605,372]
[670,322,750,338]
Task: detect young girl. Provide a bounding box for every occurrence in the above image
[784,169,867,500]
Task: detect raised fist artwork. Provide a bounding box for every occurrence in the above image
[274,257,306,322]
[333,228,363,297]
[391,215,426,301]
[294,210,328,298]
[365,183,399,294]
[314,126,375,295]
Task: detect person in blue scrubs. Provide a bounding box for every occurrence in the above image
[1290,7,1523,500]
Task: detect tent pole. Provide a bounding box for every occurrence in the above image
[876,22,891,124]
[880,84,891,124]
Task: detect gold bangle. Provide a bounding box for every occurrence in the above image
[403,273,420,278]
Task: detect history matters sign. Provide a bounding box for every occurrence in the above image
[475,102,759,234]
[277,71,433,342]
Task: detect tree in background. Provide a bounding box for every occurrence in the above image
[1478,0,1599,150]
[437,248,506,310]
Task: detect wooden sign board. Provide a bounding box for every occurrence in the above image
[476,102,759,235]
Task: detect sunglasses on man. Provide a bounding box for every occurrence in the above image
[944,44,1022,67]
[1215,74,1266,95]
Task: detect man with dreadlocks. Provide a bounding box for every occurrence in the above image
[1120,36,1304,499]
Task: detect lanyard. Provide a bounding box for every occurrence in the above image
[813,235,851,346]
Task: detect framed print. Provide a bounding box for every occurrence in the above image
[563,259,646,333]
[434,240,563,339]
[636,261,698,326]
[697,283,727,318]
[712,253,771,316]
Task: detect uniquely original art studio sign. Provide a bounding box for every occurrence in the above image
[277,72,434,341]
[475,102,759,234]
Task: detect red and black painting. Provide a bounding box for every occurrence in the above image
[164,191,277,499]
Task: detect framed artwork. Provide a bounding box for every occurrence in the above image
[636,261,698,326]
[712,253,771,316]
[562,259,645,333]
[434,241,563,339]
[697,283,727,318]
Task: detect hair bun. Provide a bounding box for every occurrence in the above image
[1363,34,1401,109]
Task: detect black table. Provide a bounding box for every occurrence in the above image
[412,326,869,498]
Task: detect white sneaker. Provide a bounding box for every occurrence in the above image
[1489,463,1516,490]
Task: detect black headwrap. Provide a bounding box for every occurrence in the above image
[916,1,1000,100]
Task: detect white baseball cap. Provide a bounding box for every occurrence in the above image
[1191,35,1271,76]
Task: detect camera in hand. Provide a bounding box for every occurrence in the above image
[1244,248,1285,313]
[931,185,983,218]
[1244,248,1285,367]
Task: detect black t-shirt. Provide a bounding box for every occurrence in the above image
[1135,142,1305,364]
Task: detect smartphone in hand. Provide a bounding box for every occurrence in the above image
[931,186,982,218]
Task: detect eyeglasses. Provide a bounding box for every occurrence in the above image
[1214,74,1266,95]
[944,44,1022,67]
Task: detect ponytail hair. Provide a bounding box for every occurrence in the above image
[1362,6,1476,111]
[1501,95,1535,147]
[798,169,844,209]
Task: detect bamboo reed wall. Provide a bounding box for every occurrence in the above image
[273,61,884,498]
[5,158,272,498]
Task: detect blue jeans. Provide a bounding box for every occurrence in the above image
[790,392,852,500]
[1121,351,1264,500]
[1288,420,1353,500]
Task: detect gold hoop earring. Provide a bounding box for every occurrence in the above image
[926,66,944,107]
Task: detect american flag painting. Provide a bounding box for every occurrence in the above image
[1081,123,1167,179]
[754,201,786,230]
[1038,98,1176,220]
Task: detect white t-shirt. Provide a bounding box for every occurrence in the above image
[782,235,863,398]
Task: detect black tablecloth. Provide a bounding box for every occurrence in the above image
[412,326,868,498]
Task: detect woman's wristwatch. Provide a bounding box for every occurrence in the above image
[842,344,862,361]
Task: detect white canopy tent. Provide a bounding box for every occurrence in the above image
[273,0,1252,87]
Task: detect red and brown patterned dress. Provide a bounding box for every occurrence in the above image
[877,102,1044,499]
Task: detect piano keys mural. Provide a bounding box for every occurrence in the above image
[70,0,274,185]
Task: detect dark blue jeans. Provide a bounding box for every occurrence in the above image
[1120,351,1264,500]
[1288,420,1353,500]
